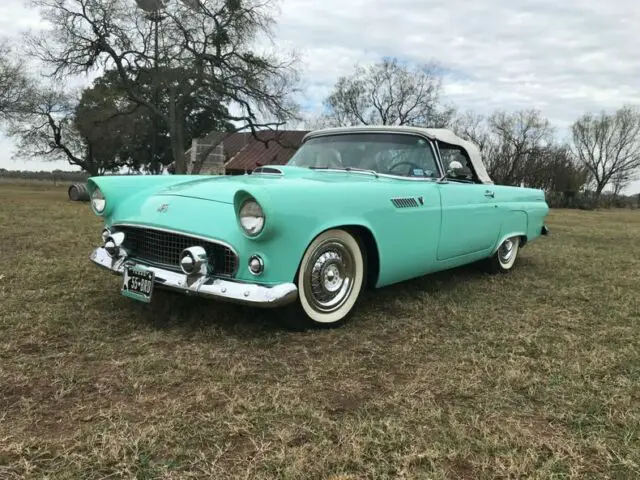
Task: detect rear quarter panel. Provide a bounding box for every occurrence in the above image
[494,185,549,249]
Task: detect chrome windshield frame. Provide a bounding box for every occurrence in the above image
[287,131,446,181]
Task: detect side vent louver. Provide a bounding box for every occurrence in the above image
[391,197,420,208]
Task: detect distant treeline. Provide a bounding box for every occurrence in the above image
[0,169,90,183]
[546,191,639,210]
[1,168,637,209]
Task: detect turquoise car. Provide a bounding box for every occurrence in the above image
[88,126,549,329]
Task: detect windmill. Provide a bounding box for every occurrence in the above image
[134,0,200,12]
[133,0,169,13]
[133,0,169,174]
[133,0,202,173]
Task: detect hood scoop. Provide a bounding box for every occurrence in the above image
[252,166,284,176]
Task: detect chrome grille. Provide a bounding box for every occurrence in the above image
[117,225,237,277]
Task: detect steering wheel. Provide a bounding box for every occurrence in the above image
[387,161,424,177]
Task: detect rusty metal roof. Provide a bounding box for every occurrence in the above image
[224,130,309,171]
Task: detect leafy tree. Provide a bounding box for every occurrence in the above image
[571,105,640,196]
[6,67,236,175]
[28,0,301,173]
[320,56,454,128]
[75,68,235,173]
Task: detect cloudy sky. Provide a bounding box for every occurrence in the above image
[1,0,640,192]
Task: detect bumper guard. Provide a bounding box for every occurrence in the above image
[89,247,298,308]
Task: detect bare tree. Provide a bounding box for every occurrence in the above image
[28,0,301,173]
[571,105,640,196]
[451,110,492,152]
[321,56,454,128]
[0,40,32,121]
[521,143,590,193]
[5,86,119,175]
[486,109,555,186]
[453,109,556,186]
[611,171,635,197]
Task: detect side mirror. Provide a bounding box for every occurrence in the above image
[447,160,464,176]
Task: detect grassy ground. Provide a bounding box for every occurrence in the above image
[0,182,638,479]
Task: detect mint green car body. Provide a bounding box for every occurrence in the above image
[88,126,549,326]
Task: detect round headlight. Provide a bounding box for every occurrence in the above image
[239,199,265,236]
[91,187,106,214]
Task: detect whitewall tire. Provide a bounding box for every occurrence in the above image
[485,236,520,273]
[283,229,366,329]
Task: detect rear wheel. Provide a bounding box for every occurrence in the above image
[281,229,366,330]
[484,236,520,273]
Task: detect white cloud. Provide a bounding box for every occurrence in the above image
[1,0,640,192]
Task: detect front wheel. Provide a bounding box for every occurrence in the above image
[483,236,521,273]
[281,229,366,330]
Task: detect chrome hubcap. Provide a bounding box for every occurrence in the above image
[499,238,516,264]
[304,241,355,313]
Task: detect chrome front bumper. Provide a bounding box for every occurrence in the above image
[89,247,298,308]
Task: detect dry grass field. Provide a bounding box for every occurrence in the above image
[0,182,638,479]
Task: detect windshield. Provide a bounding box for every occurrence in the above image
[287,133,441,178]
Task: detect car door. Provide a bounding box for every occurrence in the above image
[436,142,501,261]
[436,182,501,260]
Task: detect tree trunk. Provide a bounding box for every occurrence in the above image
[172,136,186,173]
[168,92,187,174]
[170,120,186,174]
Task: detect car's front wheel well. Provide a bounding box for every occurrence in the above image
[293,225,380,290]
[342,225,380,290]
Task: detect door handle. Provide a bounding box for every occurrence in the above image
[484,190,495,198]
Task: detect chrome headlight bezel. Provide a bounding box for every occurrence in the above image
[238,198,265,237]
[91,187,106,215]
[101,228,111,244]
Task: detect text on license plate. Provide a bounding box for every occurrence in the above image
[121,266,155,303]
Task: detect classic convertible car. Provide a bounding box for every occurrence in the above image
[88,126,549,329]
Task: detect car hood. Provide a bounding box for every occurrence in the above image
[152,166,382,203]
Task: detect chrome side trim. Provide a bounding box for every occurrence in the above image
[308,168,443,182]
[90,247,297,308]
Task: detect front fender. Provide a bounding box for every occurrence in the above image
[87,175,199,219]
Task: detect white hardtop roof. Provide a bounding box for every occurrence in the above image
[304,125,493,184]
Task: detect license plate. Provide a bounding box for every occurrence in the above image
[121,266,155,303]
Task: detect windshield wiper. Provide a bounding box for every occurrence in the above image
[308,166,379,178]
[344,167,379,177]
